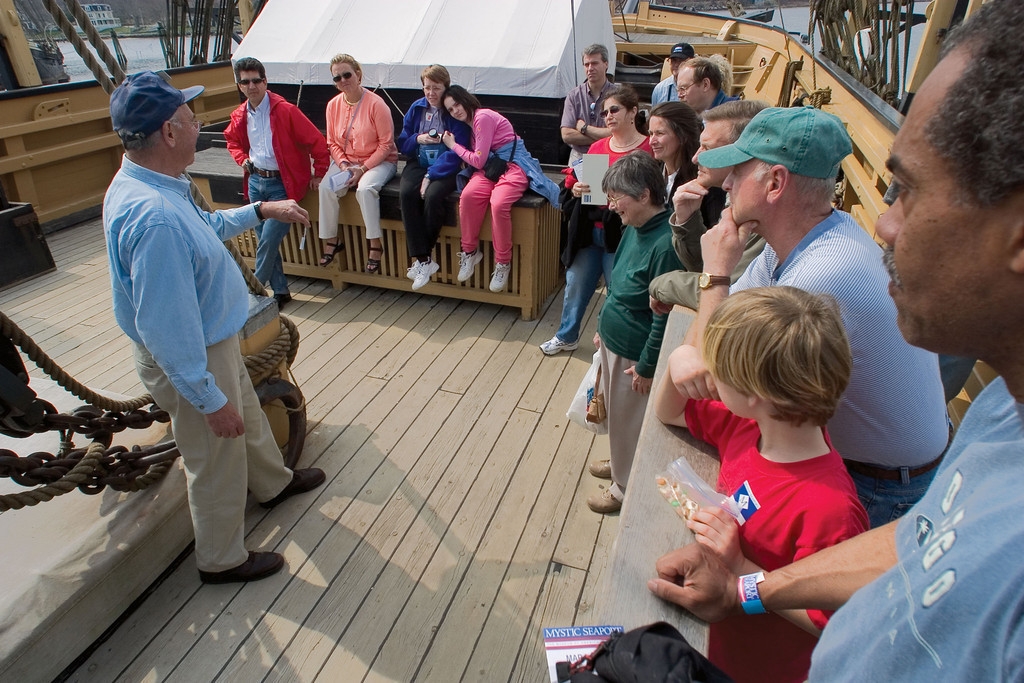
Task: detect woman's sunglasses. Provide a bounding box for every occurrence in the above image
[332,72,355,82]
[600,105,623,118]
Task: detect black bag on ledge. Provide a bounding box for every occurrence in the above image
[556,622,733,683]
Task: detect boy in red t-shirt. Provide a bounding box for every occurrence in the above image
[652,286,868,683]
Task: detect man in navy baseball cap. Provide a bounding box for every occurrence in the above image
[652,42,696,104]
[103,70,324,585]
[110,70,204,141]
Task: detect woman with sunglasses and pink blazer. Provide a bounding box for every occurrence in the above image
[318,53,398,273]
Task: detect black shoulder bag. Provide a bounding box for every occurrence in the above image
[483,136,518,182]
[556,622,733,683]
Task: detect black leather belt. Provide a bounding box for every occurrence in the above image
[252,166,280,178]
[844,454,944,481]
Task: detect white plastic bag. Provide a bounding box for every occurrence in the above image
[567,351,607,435]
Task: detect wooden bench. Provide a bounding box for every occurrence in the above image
[188,150,563,320]
[592,308,714,653]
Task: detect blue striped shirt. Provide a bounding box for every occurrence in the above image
[734,210,948,467]
[103,156,260,413]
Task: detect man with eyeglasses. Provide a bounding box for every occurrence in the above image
[560,43,616,165]
[676,56,737,115]
[224,57,329,310]
[104,72,325,585]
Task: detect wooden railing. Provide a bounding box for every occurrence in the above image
[592,309,713,651]
[0,64,238,230]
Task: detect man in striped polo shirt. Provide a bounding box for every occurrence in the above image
[667,106,948,528]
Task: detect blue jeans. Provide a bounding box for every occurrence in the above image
[247,174,290,296]
[555,228,616,344]
[848,466,938,529]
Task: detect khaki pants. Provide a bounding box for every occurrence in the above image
[599,344,650,497]
[134,335,292,572]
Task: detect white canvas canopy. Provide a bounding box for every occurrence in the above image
[234,0,616,99]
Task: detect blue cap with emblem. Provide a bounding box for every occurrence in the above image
[110,71,204,141]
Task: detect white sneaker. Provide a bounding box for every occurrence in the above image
[489,262,511,292]
[405,262,419,281]
[539,335,579,355]
[457,250,484,282]
[410,259,440,290]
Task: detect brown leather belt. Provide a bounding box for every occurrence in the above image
[844,454,944,481]
[253,166,280,178]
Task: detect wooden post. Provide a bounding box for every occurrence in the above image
[238,0,255,34]
[0,0,43,87]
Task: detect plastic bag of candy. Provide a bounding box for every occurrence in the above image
[656,456,743,524]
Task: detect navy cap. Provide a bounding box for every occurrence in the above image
[670,42,695,60]
[110,71,204,140]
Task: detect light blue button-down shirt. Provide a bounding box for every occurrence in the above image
[103,155,261,413]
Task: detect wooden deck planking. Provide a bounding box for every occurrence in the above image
[0,219,639,683]
[296,315,545,680]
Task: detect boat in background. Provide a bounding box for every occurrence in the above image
[79,3,121,32]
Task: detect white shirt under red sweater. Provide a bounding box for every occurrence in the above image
[684,399,868,683]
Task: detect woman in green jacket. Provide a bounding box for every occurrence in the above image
[587,151,684,514]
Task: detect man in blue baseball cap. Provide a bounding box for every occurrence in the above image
[660,105,949,528]
[104,71,325,584]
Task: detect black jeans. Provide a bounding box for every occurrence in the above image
[400,158,458,260]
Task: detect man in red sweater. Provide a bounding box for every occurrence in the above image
[224,57,329,309]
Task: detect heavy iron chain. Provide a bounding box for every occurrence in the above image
[0,404,176,511]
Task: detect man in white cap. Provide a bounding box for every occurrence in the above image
[104,71,325,584]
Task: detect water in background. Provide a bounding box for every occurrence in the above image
[59,36,232,82]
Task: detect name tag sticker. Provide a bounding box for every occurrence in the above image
[731,480,761,524]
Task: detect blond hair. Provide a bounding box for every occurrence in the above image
[330,53,362,79]
[702,287,851,426]
[708,54,734,95]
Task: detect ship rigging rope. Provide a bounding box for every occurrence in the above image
[0,197,301,507]
[40,0,123,90]
[811,0,910,105]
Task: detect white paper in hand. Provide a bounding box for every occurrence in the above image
[328,170,353,194]
[578,154,609,205]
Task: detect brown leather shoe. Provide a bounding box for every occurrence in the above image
[260,467,326,509]
[588,459,612,479]
[587,488,622,514]
[198,551,284,584]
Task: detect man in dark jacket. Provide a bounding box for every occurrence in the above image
[224,57,329,308]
